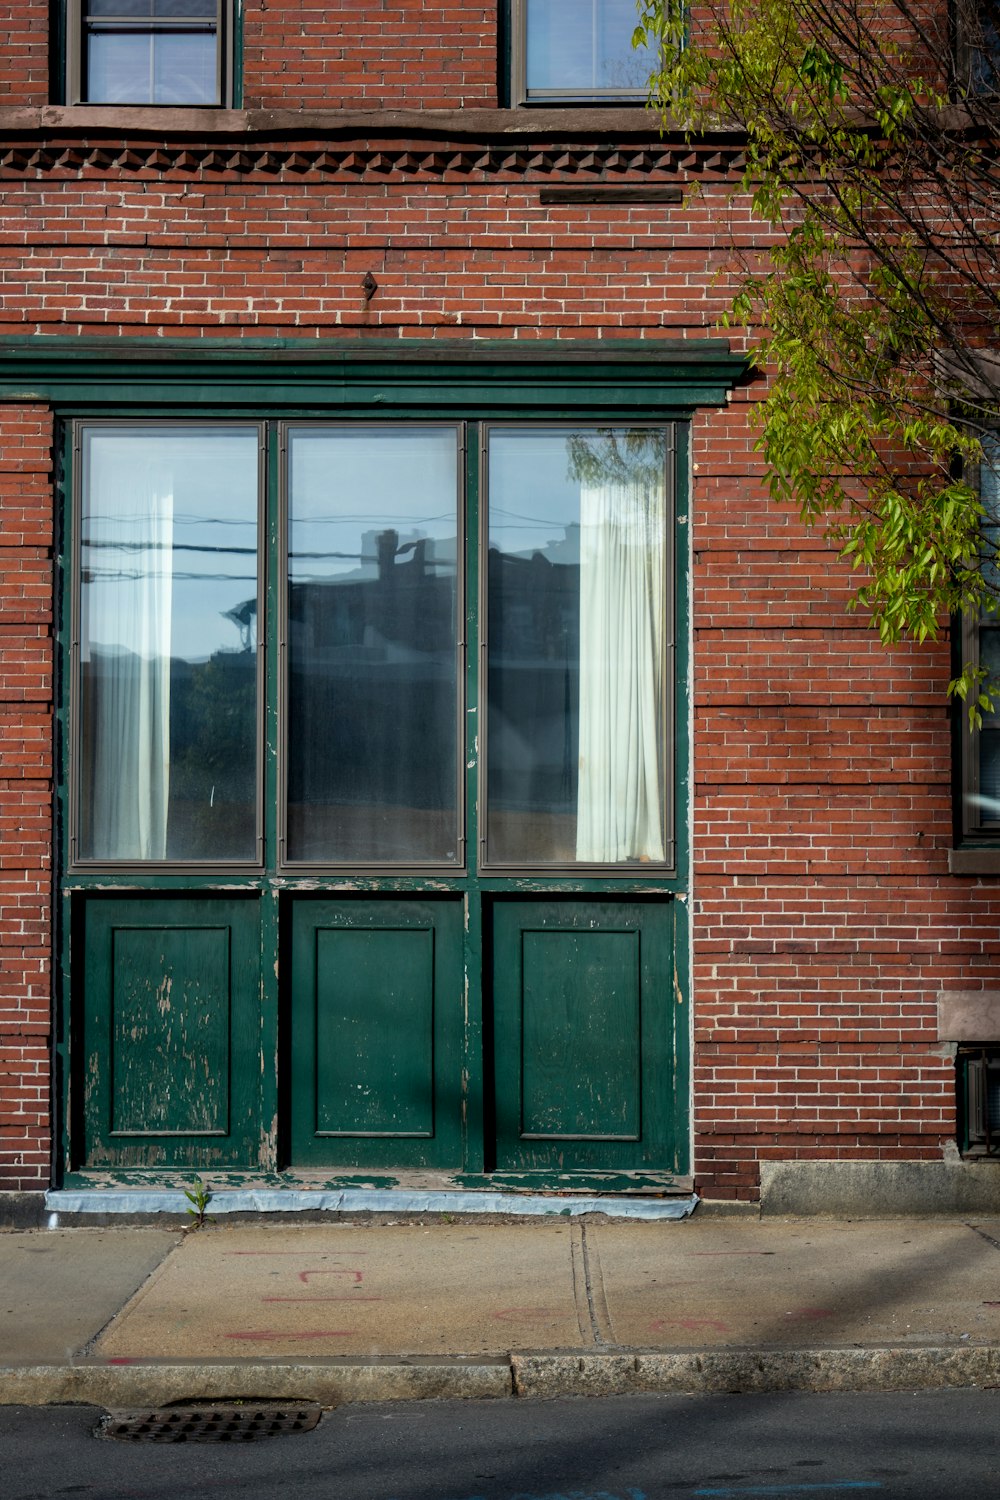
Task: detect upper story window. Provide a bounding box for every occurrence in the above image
[66,0,231,105]
[511,0,655,104]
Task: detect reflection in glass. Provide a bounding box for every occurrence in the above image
[78,426,259,862]
[486,429,669,866]
[286,428,460,864]
[525,0,653,95]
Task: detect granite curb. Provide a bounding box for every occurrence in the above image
[3,1344,1000,1408]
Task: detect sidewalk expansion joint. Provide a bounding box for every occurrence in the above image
[579,1223,614,1346]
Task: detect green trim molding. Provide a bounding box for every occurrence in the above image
[0,336,750,413]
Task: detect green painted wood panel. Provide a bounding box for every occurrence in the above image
[80,896,261,1168]
[290,898,464,1167]
[110,925,232,1136]
[492,899,679,1172]
[520,928,641,1140]
[314,927,435,1137]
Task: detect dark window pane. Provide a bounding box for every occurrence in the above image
[78,426,259,863]
[979,725,1000,816]
[525,0,653,94]
[286,428,460,865]
[486,429,669,866]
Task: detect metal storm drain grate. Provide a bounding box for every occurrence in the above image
[100,1402,323,1443]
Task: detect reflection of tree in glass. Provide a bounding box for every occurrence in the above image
[566,430,667,489]
[170,649,256,858]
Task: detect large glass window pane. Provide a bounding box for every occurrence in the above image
[285,427,460,865]
[486,428,670,867]
[525,0,654,95]
[78,425,259,863]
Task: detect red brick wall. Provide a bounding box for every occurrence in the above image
[0,171,740,337]
[689,392,1000,1198]
[0,1,48,106]
[0,116,999,1194]
[242,2,498,109]
[0,405,53,1191]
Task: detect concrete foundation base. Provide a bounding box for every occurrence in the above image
[760,1159,1000,1216]
[0,1193,45,1229]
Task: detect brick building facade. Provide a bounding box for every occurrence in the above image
[0,0,997,1206]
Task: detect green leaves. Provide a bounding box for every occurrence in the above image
[640,0,1000,700]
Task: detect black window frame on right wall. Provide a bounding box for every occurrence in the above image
[956,431,1000,860]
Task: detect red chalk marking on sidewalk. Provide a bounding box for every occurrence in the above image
[262,1296,381,1303]
[298,1268,364,1283]
[649,1316,730,1333]
[105,1357,137,1365]
[225,1330,356,1340]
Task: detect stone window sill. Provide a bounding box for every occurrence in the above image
[949,848,1000,875]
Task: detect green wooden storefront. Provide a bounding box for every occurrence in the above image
[0,338,746,1190]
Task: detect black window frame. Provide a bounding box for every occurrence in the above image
[64,0,234,107]
[957,431,1000,850]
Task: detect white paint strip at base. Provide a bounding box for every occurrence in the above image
[45,1188,698,1220]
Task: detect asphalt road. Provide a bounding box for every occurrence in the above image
[2,1390,998,1499]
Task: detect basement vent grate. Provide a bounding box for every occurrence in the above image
[100,1403,323,1443]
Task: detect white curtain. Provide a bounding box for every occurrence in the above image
[576,474,665,862]
[85,455,173,860]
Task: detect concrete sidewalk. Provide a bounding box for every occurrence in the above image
[3,1212,1000,1407]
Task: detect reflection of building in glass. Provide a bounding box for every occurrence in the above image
[287,527,458,862]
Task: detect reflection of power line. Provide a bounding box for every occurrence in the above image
[83,570,258,583]
[83,540,257,555]
[85,514,257,528]
[491,507,576,529]
[291,513,454,526]
[85,510,455,526]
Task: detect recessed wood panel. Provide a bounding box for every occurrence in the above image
[290,898,463,1167]
[492,899,676,1172]
[110,925,232,1136]
[314,927,435,1137]
[80,896,261,1168]
[520,928,641,1139]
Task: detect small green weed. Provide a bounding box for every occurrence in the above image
[183,1179,213,1229]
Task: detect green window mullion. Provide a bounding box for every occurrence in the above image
[263,420,281,872]
[462,422,486,1172]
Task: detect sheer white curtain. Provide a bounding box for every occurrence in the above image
[85,453,173,860]
[576,473,665,862]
